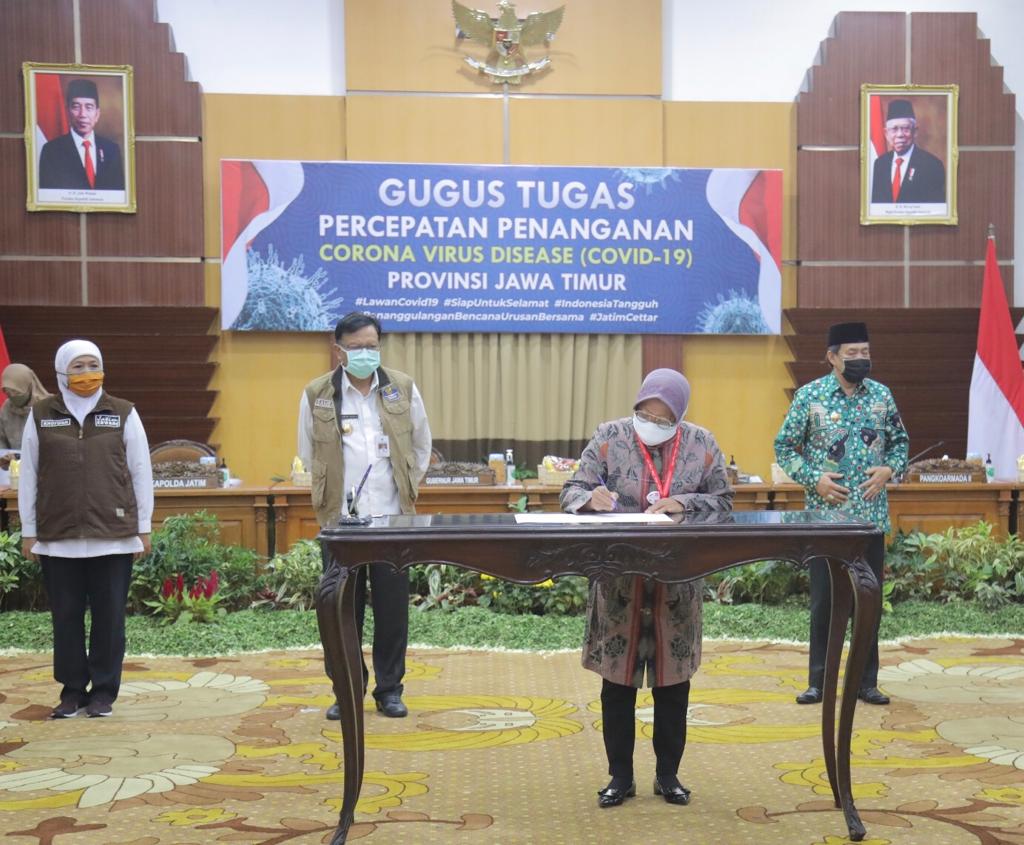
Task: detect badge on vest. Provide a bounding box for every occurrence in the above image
[94,415,121,428]
[315,397,333,409]
[40,418,71,428]
[382,385,401,403]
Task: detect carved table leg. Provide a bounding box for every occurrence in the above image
[821,556,851,808]
[829,553,881,843]
[316,550,366,845]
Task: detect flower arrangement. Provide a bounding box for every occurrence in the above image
[145,570,225,624]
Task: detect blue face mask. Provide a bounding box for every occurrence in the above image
[343,348,380,379]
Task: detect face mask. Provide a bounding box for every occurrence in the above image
[840,359,871,384]
[633,413,677,447]
[66,371,104,397]
[343,349,380,380]
[6,391,31,408]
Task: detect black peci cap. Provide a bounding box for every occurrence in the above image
[827,322,869,347]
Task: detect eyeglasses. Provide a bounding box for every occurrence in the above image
[636,409,676,428]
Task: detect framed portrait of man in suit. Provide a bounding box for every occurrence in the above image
[860,83,958,226]
[23,62,136,213]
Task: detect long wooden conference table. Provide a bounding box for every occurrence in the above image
[316,509,884,844]
[0,481,1018,551]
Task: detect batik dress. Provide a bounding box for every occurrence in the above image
[560,417,733,688]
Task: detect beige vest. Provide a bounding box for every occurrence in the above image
[304,366,419,527]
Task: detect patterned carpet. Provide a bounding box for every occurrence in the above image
[2,637,1024,844]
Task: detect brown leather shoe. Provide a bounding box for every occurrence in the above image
[796,686,823,704]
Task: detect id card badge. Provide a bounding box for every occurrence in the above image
[375,434,391,459]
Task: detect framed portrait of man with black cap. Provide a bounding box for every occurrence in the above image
[860,83,957,226]
[23,62,136,213]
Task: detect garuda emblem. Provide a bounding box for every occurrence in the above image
[453,0,565,84]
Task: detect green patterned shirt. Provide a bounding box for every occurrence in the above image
[774,373,909,531]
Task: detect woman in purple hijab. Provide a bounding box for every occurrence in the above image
[560,368,733,809]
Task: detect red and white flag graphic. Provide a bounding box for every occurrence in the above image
[966,236,1024,478]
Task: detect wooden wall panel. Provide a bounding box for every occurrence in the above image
[346,0,661,96]
[797,150,902,261]
[641,336,683,376]
[510,99,662,166]
[0,262,81,305]
[0,139,80,257]
[910,12,1015,146]
[797,12,905,146]
[910,264,1014,307]
[80,0,201,137]
[88,141,203,257]
[0,0,75,133]
[203,94,347,258]
[796,266,904,308]
[346,96,502,164]
[910,151,1014,262]
[88,262,204,306]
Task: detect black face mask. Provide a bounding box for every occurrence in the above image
[841,359,871,383]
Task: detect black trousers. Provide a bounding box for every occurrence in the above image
[807,534,884,690]
[601,678,690,779]
[320,545,408,700]
[40,553,133,702]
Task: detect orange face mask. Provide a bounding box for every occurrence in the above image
[67,371,104,397]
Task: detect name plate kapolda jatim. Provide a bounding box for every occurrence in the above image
[219,160,782,336]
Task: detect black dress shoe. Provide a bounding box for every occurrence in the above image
[796,686,823,704]
[654,776,691,805]
[858,687,890,705]
[375,692,408,718]
[325,702,341,720]
[597,780,636,808]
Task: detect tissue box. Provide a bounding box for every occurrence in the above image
[291,470,312,488]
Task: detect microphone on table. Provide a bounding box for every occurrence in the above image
[896,440,944,483]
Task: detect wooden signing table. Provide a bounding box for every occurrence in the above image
[316,510,884,844]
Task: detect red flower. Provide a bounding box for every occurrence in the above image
[175,573,185,599]
[204,570,219,599]
[161,578,174,599]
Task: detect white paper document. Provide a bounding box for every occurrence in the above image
[514,513,673,525]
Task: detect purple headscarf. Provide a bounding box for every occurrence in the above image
[634,368,690,422]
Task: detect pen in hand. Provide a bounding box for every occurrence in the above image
[594,475,620,512]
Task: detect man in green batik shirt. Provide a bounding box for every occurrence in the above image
[774,321,909,707]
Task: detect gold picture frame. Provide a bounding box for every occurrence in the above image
[23,62,136,213]
[860,83,958,226]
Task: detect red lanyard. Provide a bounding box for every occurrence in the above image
[635,428,682,500]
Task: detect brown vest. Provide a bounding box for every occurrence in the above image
[304,366,418,527]
[34,392,139,541]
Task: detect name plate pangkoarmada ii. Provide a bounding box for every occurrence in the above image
[916,472,973,483]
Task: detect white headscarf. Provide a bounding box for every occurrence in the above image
[54,339,104,424]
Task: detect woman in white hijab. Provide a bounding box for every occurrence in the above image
[18,339,153,719]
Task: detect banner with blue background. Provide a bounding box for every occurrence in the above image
[220,161,782,335]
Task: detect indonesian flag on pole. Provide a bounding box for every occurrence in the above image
[966,236,1024,478]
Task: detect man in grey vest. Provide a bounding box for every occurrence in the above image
[298,312,432,718]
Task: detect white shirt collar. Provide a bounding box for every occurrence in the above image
[340,368,378,397]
